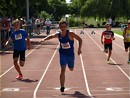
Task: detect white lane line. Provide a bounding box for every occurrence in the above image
[80,54,93,97]
[33,45,59,98]
[85,30,130,80]
[75,29,93,97]
[113,42,124,50]
[0,44,41,78]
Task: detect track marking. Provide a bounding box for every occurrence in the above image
[84,30,130,80]
[2,88,20,92]
[33,45,59,98]
[54,87,71,91]
[75,29,93,98]
[0,44,41,78]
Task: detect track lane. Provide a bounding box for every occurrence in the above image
[35,35,92,98]
[77,28,130,98]
[0,28,130,98]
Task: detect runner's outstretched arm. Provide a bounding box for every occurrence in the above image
[40,33,58,43]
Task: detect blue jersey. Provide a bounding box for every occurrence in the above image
[58,30,74,56]
[10,29,28,51]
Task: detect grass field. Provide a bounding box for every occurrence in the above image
[113,30,123,35]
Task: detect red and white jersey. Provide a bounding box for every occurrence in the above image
[102,30,114,43]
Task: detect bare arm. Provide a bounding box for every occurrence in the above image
[123,28,126,39]
[5,37,12,47]
[26,37,31,50]
[40,33,59,43]
[101,33,104,44]
[70,32,82,55]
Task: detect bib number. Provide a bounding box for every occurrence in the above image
[61,42,70,49]
[105,35,111,39]
[15,34,22,40]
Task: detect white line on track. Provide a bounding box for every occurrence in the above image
[75,29,93,98]
[84,30,130,80]
[33,45,59,98]
[0,44,41,78]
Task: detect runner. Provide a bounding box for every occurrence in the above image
[101,23,115,63]
[123,20,130,64]
[80,18,85,34]
[40,20,82,93]
[5,19,31,79]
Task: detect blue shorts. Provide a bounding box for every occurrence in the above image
[59,53,75,68]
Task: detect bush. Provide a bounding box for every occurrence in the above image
[39,11,52,19]
[68,17,81,27]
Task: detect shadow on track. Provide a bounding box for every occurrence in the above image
[12,79,38,83]
[62,91,95,98]
[108,63,123,66]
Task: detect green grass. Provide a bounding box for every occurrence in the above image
[113,30,123,35]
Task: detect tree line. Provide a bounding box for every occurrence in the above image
[70,0,130,20]
[0,0,69,20]
[0,0,130,21]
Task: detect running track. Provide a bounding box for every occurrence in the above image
[0,28,130,98]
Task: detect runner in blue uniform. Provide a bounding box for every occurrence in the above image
[5,19,31,79]
[40,20,82,93]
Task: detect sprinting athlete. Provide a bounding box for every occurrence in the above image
[101,23,115,63]
[5,19,31,79]
[123,21,130,64]
[40,20,82,93]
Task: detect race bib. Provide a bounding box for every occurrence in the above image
[105,34,111,39]
[15,34,22,40]
[61,42,71,49]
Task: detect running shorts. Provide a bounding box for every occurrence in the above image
[13,50,25,61]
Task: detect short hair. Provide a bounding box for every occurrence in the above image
[128,20,130,24]
[59,19,68,26]
[12,19,20,25]
[105,23,111,27]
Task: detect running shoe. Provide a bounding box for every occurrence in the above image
[60,86,65,92]
[16,74,23,79]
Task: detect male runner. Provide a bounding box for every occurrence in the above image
[123,20,130,63]
[101,23,115,63]
[40,20,82,93]
[5,19,31,79]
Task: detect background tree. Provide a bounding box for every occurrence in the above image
[48,0,68,20]
[71,0,130,20]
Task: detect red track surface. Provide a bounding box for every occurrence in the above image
[0,28,130,98]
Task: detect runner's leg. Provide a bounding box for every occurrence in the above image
[14,58,22,75]
[60,66,66,87]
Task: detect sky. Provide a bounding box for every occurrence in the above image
[66,0,71,3]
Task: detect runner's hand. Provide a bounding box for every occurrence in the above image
[78,49,82,55]
[4,44,8,48]
[27,45,31,50]
[101,41,104,45]
[4,42,9,48]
